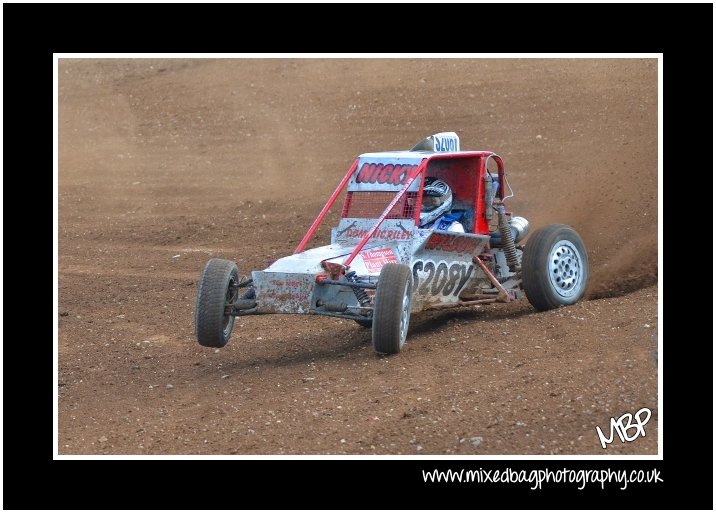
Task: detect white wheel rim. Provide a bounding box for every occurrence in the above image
[398,281,411,346]
[547,240,584,298]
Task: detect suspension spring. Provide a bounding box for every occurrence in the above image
[496,203,521,272]
[345,271,370,306]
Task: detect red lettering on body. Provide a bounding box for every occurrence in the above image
[355,163,418,185]
[425,233,480,253]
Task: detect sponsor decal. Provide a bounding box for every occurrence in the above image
[342,227,412,241]
[425,232,481,253]
[361,248,398,274]
[412,260,473,297]
[354,163,418,186]
[267,279,309,300]
[269,279,304,288]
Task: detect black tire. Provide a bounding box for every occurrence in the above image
[354,318,373,328]
[372,264,413,354]
[522,224,589,311]
[195,258,239,348]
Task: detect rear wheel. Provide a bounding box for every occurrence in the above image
[195,259,239,347]
[522,224,589,311]
[372,264,413,354]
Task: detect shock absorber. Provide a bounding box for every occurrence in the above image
[496,202,521,272]
[345,271,370,306]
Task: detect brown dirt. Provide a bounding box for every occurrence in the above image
[58,58,658,455]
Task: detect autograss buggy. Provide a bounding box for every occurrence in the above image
[195,132,589,354]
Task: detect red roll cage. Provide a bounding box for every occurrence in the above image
[294,151,506,268]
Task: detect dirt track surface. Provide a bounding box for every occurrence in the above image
[58,58,658,455]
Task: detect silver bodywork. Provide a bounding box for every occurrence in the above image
[251,216,511,317]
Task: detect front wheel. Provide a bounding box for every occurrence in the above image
[522,224,589,311]
[372,264,413,354]
[195,259,239,347]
